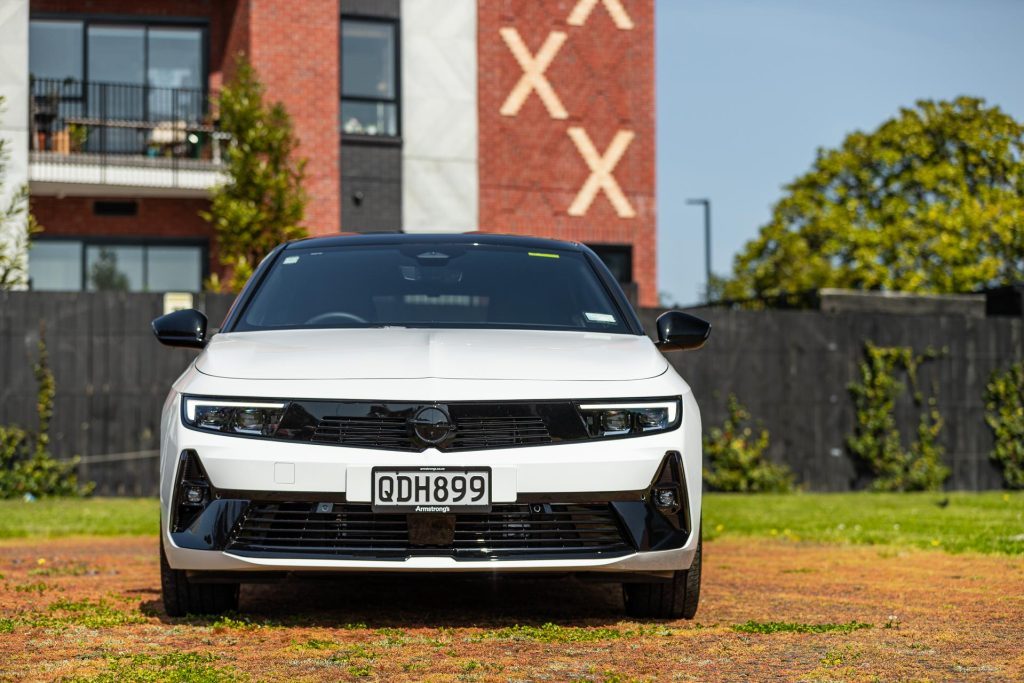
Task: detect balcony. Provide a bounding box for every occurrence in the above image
[28,78,229,197]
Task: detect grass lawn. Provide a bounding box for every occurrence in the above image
[1,492,1022,554]
[0,497,157,538]
[704,491,1024,554]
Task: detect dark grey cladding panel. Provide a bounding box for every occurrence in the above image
[341,140,402,179]
[341,140,402,232]
[342,0,400,19]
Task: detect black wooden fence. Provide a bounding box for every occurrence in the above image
[640,307,1023,491]
[1,291,1021,495]
[0,292,234,495]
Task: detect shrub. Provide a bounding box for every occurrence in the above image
[847,343,949,491]
[703,394,794,492]
[985,361,1024,488]
[0,324,90,498]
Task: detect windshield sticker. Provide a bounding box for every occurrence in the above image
[585,312,616,323]
[282,256,300,265]
[528,252,560,259]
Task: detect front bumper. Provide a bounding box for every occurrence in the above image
[169,542,698,577]
[160,372,703,576]
[165,474,695,577]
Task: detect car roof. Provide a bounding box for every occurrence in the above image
[284,232,588,252]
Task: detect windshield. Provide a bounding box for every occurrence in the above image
[234,243,631,334]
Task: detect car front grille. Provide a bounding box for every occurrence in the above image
[448,416,552,450]
[309,415,552,451]
[312,416,413,450]
[225,502,632,559]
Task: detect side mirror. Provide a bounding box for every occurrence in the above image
[152,309,208,349]
[655,311,711,351]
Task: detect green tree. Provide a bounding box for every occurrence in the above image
[723,97,1024,301]
[201,56,307,292]
[0,95,41,289]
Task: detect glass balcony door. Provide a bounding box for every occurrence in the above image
[87,25,146,153]
[30,18,206,156]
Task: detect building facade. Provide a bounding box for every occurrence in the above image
[2,0,656,305]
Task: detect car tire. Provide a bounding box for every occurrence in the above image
[160,540,239,617]
[623,530,701,619]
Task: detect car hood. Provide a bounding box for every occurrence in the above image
[195,328,667,381]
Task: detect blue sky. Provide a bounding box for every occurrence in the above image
[655,0,1024,305]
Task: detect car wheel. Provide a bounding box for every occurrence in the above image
[160,540,239,617]
[623,530,701,619]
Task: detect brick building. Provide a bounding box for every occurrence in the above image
[0,0,656,305]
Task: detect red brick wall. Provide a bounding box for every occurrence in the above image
[478,0,657,306]
[237,0,340,235]
[30,196,219,269]
[31,0,341,237]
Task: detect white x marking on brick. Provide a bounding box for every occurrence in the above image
[498,28,568,120]
[567,127,636,218]
[567,0,635,30]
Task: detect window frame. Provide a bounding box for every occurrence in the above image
[29,13,210,119]
[28,235,209,293]
[340,15,402,140]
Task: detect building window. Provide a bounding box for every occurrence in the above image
[31,19,204,92]
[588,244,634,284]
[341,19,399,137]
[30,18,206,154]
[28,239,206,292]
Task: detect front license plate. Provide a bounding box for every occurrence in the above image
[371,467,491,513]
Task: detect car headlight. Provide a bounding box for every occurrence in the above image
[183,398,286,436]
[578,399,681,437]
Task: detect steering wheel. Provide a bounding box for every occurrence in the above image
[304,311,368,325]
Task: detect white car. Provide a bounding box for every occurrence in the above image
[153,234,710,619]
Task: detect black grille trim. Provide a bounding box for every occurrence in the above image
[181,396,681,453]
[312,416,414,450]
[447,416,551,450]
[308,413,554,451]
[225,502,632,560]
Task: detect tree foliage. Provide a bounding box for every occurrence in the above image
[723,97,1024,300]
[703,394,794,493]
[201,56,307,292]
[0,95,41,289]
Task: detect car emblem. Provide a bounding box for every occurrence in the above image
[410,406,453,445]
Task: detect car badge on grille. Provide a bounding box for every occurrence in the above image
[410,406,453,445]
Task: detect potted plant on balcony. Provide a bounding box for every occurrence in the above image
[67,123,88,154]
[30,76,60,152]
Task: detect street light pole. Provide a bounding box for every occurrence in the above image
[686,198,712,301]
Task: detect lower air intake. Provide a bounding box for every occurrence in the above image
[225,502,631,559]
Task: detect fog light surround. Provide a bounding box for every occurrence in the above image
[648,451,688,531]
[173,450,214,532]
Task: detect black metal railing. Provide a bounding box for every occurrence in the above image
[29,77,227,170]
